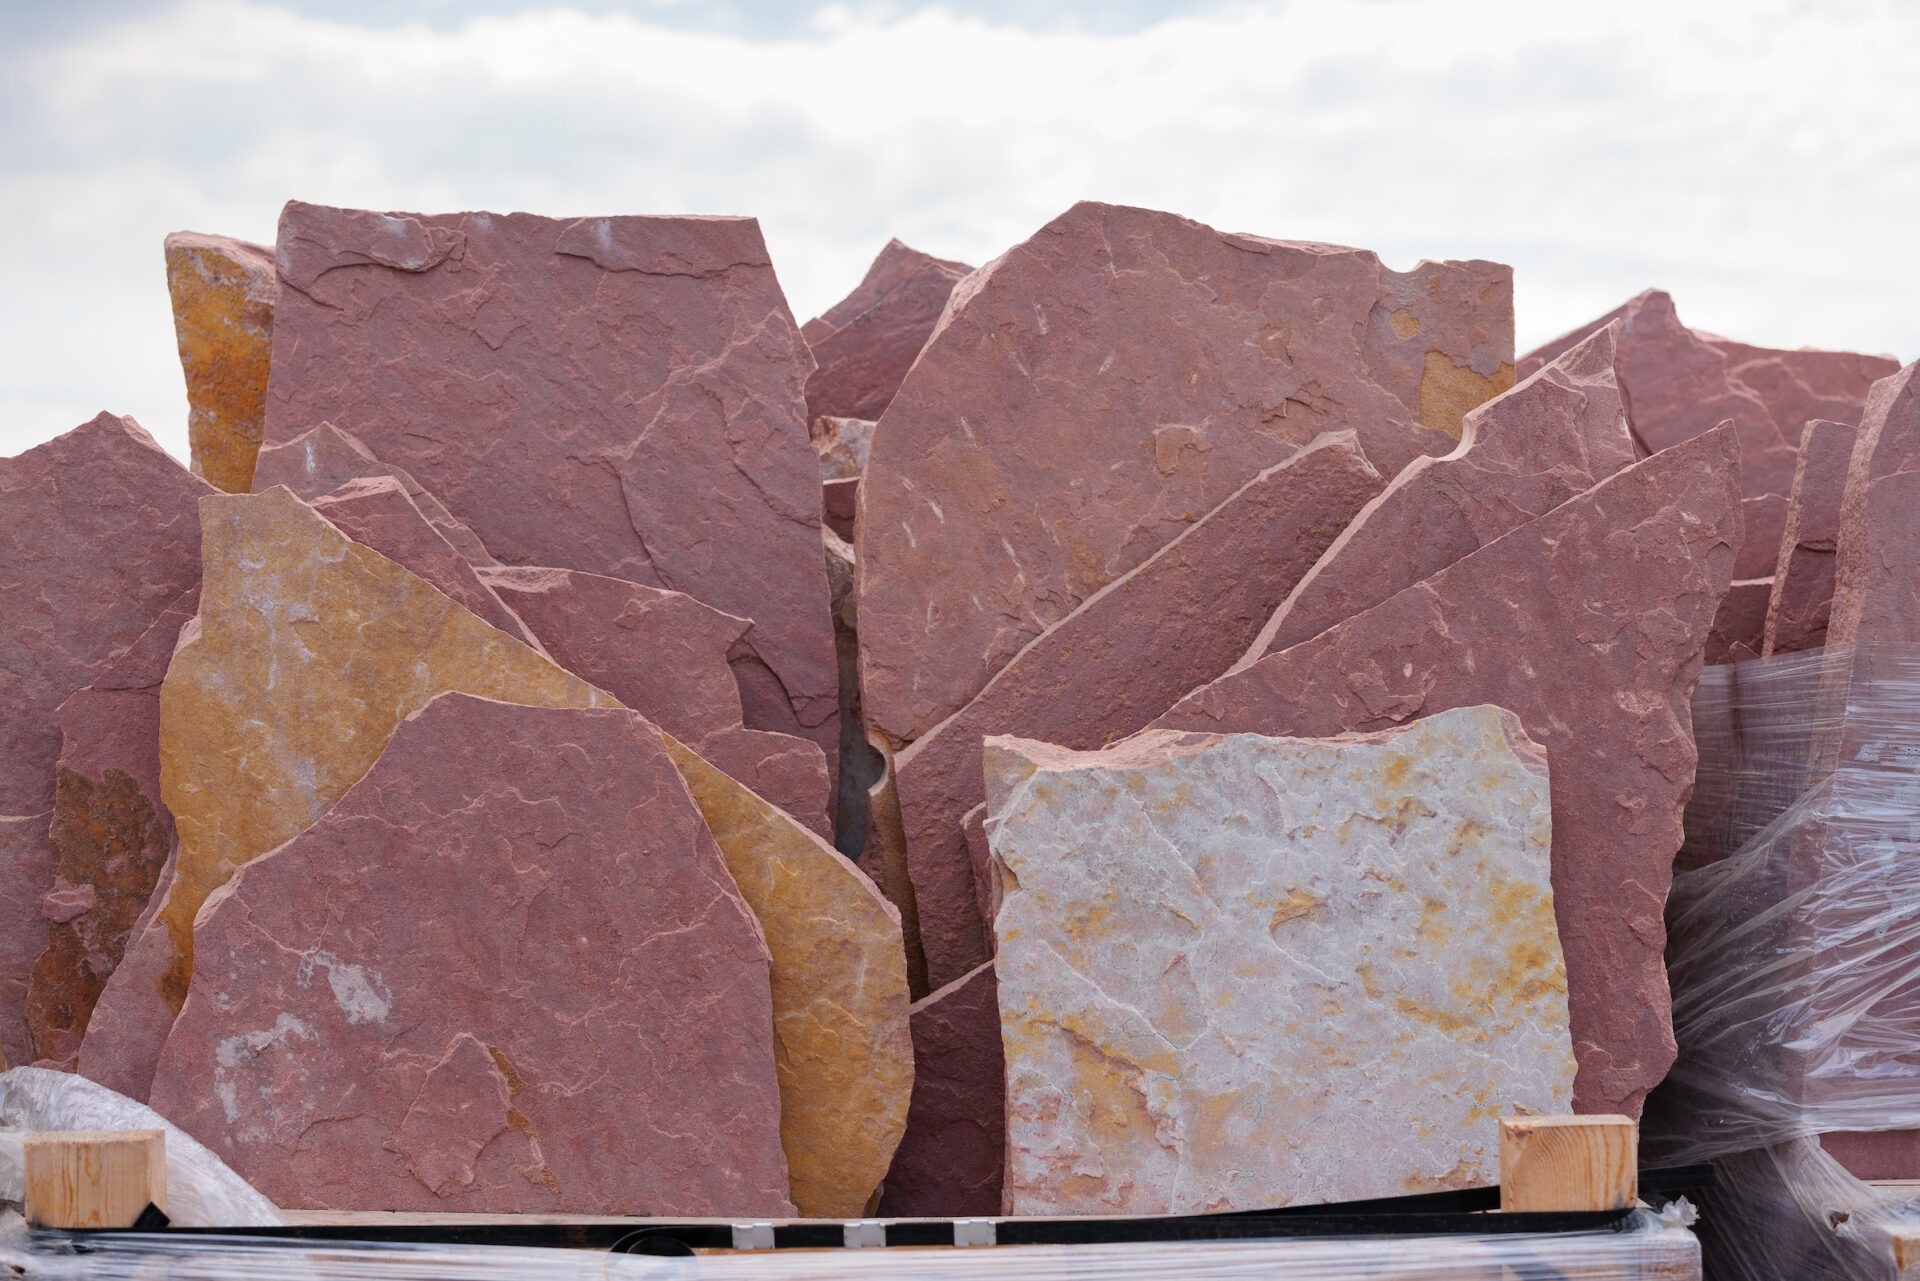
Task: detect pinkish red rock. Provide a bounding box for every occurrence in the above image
[251,422,496,566]
[310,477,544,652]
[1705,578,1771,665]
[1764,419,1858,655]
[146,693,794,1214]
[1252,322,1633,659]
[1829,363,1920,648]
[804,241,971,425]
[262,202,838,777]
[879,961,1003,1218]
[1152,426,1743,1115]
[25,591,196,1069]
[895,433,1384,987]
[858,201,1514,748]
[823,477,859,543]
[72,874,179,1100]
[1707,338,1899,438]
[0,414,210,1067]
[479,565,831,840]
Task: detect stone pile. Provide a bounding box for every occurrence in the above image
[1,195,1905,1221]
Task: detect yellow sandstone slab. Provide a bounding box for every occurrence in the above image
[165,233,278,493]
[666,741,912,1217]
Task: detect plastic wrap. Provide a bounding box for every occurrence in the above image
[1646,644,1920,1167]
[0,1066,283,1227]
[0,1212,1701,1280]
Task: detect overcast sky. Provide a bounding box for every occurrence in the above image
[3,0,1916,461]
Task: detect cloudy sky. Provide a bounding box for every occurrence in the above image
[3,0,1916,461]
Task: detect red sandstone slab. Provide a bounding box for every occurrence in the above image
[147,693,794,1214]
[857,201,1514,748]
[1152,426,1743,1115]
[1251,322,1633,659]
[894,433,1384,986]
[262,202,838,776]
[479,565,831,840]
[823,476,859,543]
[1829,363,1920,648]
[878,961,1003,1218]
[804,241,971,425]
[1705,578,1771,666]
[1765,419,1858,655]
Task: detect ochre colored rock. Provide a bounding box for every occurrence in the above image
[823,528,885,859]
[310,477,543,651]
[0,414,210,1067]
[27,591,196,1069]
[1252,323,1633,658]
[858,201,1514,748]
[895,432,1385,987]
[805,241,971,425]
[1828,363,1920,648]
[479,564,831,840]
[879,961,1004,1218]
[87,487,612,1096]
[811,416,877,482]
[165,232,277,493]
[663,739,911,1218]
[262,202,838,774]
[1153,427,1742,1115]
[1705,578,1771,665]
[252,422,496,566]
[146,693,793,1214]
[1765,419,1858,655]
[986,707,1574,1214]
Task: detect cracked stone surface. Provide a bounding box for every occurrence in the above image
[1765,419,1858,655]
[895,432,1384,988]
[664,740,911,1217]
[146,693,794,1215]
[166,232,277,493]
[252,422,497,566]
[857,200,1513,749]
[480,564,831,840]
[810,416,876,482]
[84,487,612,1099]
[26,590,196,1070]
[0,414,210,1068]
[879,961,1004,1217]
[804,240,971,425]
[1828,363,1920,649]
[261,201,838,776]
[985,706,1574,1215]
[1153,426,1742,1116]
[1251,322,1633,659]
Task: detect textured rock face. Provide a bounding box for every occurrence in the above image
[262,202,838,772]
[822,476,859,543]
[879,962,1004,1218]
[1153,427,1743,1115]
[0,414,210,1067]
[165,233,277,493]
[479,565,831,840]
[804,241,971,425]
[1828,364,1920,648]
[1707,339,1899,440]
[858,201,1514,748]
[1252,323,1633,658]
[251,422,496,566]
[1705,578,1771,665]
[26,591,196,1069]
[810,416,876,481]
[1765,419,1858,655]
[146,694,793,1215]
[986,707,1574,1215]
[896,433,1385,987]
[309,477,543,652]
[663,741,911,1217]
[86,487,611,1097]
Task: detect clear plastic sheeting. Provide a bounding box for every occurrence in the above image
[2,1214,1701,1281]
[0,1066,283,1227]
[1646,644,1920,1167]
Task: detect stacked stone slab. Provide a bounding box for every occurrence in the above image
[803,239,972,426]
[165,233,277,493]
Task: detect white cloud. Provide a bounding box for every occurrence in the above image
[3,0,1916,459]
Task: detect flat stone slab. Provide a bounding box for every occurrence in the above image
[858,200,1513,748]
[1152,426,1742,1115]
[984,706,1574,1215]
[1829,363,1920,648]
[262,202,838,774]
[895,432,1384,987]
[147,693,794,1215]
[879,961,1004,1218]
[804,240,971,425]
[1765,419,1858,655]
[1705,578,1771,665]
[166,232,277,493]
